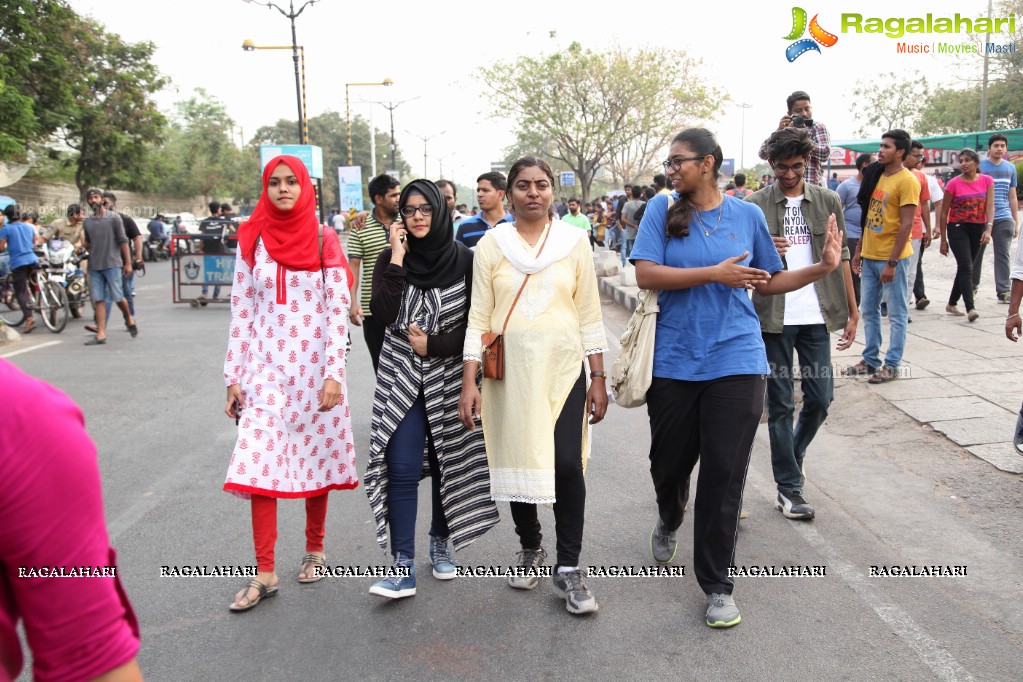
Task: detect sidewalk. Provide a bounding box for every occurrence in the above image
[596,242,1023,475]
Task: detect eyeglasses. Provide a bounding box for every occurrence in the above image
[662,156,706,172]
[399,205,433,218]
[772,162,806,177]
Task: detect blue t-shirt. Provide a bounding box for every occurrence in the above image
[836,177,863,239]
[630,193,784,381]
[979,158,1017,221]
[0,221,39,270]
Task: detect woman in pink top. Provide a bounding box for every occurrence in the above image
[0,359,141,682]
[938,149,995,321]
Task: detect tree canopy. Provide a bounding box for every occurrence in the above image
[482,42,722,202]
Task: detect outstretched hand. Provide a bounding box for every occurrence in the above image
[714,251,772,289]
[819,214,842,272]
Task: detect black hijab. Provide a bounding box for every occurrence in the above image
[398,179,472,290]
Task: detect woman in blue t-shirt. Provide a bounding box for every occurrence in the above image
[630,128,841,629]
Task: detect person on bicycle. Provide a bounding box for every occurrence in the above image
[0,204,40,334]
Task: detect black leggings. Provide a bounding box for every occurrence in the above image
[947,222,985,311]
[646,374,766,595]
[509,369,587,567]
[12,265,34,319]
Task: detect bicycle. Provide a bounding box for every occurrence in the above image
[0,266,71,333]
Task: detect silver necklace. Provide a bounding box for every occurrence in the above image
[694,201,724,237]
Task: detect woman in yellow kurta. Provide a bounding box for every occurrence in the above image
[459,156,608,615]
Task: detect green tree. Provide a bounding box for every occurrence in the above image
[0,0,82,158]
[58,18,168,195]
[851,71,930,137]
[481,43,722,201]
[163,89,250,206]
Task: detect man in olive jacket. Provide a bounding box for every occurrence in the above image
[746,127,858,521]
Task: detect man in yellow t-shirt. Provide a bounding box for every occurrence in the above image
[847,129,920,384]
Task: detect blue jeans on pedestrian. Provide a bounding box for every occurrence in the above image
[763,324,833,496]
[860,257,909,369]
[621,238,635,267]
[201,284,221,298]
[384,392,448,560]
[104,271,134,321]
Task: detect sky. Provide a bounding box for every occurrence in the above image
[68,0,1013,190]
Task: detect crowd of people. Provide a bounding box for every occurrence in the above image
[3,87,1021,681]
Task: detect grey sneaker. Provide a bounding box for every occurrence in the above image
[552,569,598,615]
[776,491,815,520]
[706,593,741,628]
[508,546,547,590]
[651,518,678,564]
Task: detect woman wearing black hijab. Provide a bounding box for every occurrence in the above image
[364,179,498,598]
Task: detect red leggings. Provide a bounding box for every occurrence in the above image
[250,493,329,573]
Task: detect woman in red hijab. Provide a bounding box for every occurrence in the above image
[223,155,356,612]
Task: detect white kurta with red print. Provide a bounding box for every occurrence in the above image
[223,240,357,499]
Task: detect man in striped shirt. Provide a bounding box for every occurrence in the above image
[348,173,401,371]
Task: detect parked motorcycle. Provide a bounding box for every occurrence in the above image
[43,238,90,319]
[142,236,171,261]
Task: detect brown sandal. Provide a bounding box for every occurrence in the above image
[298,553,326,584]
[229,579,278,612]
[868,366,900,384]
[843,360,878,377]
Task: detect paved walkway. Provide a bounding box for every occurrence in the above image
[598,240,1023,474]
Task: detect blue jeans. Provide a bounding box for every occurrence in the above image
[104,271,134,321]
[860,257,909,369]
[606,225,621,250]
[764,325,833,495]
[621,238,635,267]
[201,284,221,298]
[384,393,448,559]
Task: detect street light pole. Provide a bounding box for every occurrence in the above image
[345,79,393,166]
[407,130,446,178]
[736,102,753,171]
[243,0,318,144]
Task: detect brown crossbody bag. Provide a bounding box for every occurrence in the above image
[481,226,552,380]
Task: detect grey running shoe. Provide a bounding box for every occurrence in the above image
[651,517,678,564]
[508,546,547,590]
[776,491,815,520]
[552,569,598,615]
[706,593,741,628]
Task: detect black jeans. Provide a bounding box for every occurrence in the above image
[362,315,386,372]
[646,374,766,595]
[12,265,34,319]
[947,222,985,311]
[913,247,927,301]
[510,369,586,567]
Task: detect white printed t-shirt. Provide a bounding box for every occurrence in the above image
[782,196,825,326]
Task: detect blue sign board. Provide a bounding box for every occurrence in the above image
[720,158,736,181]
[180,255,236,284]
[338,166,365,213]
[560,171,576,186]
[260,145,324,179]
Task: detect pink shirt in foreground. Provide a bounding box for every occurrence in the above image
[0,359,139,682]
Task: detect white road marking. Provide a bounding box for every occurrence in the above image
[1,340,62,358]
[747,469,974,682]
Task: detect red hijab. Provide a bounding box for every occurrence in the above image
[238,155,352,301]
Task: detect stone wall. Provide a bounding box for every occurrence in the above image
[2,176,203,222]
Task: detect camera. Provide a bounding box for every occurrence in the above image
[790,115,806,128]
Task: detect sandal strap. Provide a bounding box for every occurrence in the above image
[245,579,268,597]
[302,553,326,567]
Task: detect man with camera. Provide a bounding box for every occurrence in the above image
[758,90,831,187]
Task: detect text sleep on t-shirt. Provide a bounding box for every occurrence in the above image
[782,197,825,326]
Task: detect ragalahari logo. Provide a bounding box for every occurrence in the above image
[784,7,839,61]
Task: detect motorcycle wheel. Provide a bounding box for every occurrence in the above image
[70,301,83,318]
[142,243,152,261]
[40,281,70,333]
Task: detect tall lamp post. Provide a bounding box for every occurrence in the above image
[346,79,393,166]
[735,102,753,171]
[243,0,318,144]
[242,40,307,143]
[407,130,446,178]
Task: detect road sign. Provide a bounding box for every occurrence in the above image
[260,145,324,179]
[490,162,507,173]
[560,171,575,186]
